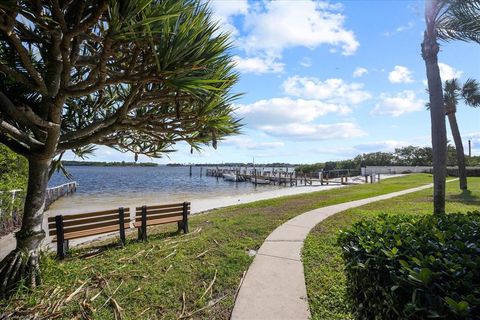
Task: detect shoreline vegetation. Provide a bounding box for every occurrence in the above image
[0,174,454,319]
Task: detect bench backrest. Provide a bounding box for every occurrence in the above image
[47,208,130,242]
[134,202,190,227]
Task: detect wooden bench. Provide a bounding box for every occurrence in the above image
[48,207,130,259]
[135,202,190,241]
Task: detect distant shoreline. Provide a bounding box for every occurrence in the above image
[63,161,158,167]
[62,161,299,168]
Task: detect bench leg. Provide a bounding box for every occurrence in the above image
[55,215,66,260]
[177,221,183,233]
[182,202,189,234]
[57,241,65,260]
[137,226,147,241]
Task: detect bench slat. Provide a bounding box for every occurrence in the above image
[52,223,130,242]
[134,215,182,228]
[135,205,190,215]
[48,213,130,231]
[135,202,188,211]
[62,219,130,234]
[135,207,185,217]
[47,208,130,223]
[137,212,182,222]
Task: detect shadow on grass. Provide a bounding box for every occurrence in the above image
[66,229,181,260]
[447,189,480,206]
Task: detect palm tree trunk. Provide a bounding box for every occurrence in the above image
[422,1,447,215]
[447,112,468,190]
[0,158,51,297]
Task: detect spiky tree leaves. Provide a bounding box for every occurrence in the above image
[443,78,480,190]
[0,0,240,296]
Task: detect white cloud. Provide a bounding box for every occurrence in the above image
[353,67,368,78]
[300,57,312,68]
[438,62,463,81]
[236,97,352,126]
[422,63,464,86]
[388,65,414,83]
[235,96,364,141]
[464,133,480,156]
[233,55,284,74]
[209,0,248,36]
[317,140,409,156]
[223,136,285,150]
[283,76,371,104]
[465,132,480,146]
[259,123,366,140]
[238,0,359,58]
[384,21,415,36]
[371,90,426,117]
[353,140,409,153]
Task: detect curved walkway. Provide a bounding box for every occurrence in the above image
[231,182,438,320]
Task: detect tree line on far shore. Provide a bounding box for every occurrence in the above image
[296,145,480,174]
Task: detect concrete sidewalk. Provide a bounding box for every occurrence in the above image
[231,183,437,320]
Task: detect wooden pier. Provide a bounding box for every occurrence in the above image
[205,168,369,187]
[205,167,381,187]
[45,181,78,208]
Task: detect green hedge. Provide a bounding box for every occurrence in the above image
[338,212,480,320]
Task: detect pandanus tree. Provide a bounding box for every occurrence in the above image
[443,78,480,190]
[422,0,480,214]
[0,0,241,296]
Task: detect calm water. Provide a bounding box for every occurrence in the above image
[48,166,283,212]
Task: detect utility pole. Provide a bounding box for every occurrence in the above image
[468,140,471,157]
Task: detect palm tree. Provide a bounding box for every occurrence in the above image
[422,0,480,214]
[443,78,480,190]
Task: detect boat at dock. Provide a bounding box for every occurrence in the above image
[223,173,241,181]
[251,178,271,185]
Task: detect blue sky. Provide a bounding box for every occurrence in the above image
[69,0,480,164]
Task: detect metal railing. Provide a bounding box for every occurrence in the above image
[0,182,77,235]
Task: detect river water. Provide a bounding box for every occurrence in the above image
[48,166,286,213]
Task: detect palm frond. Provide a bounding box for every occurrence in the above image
[461,78,480,107]
[437,0,480,43]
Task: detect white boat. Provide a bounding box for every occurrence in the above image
[252,178,270,185]
[223,173,239,181]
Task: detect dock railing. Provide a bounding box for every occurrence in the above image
[45,181,78,208]
[1,182,78,236]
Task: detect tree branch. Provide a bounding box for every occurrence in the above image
[66,0,108,37]
[0,28,47,93]
[0,91,58,130]
[0,64,38,90]
[0,132,32,157]
[0,119,43,148]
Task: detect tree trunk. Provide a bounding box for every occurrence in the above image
[447,112,468,190]
[422,2,447,215]
[0,158,51,298]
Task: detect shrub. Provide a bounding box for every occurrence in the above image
[338,212,480,320]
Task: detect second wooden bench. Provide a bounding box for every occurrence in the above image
[135,202,190,241]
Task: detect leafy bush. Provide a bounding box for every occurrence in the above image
[0,144,27,235]
[338,212,480,320]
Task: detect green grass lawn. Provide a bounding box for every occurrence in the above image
[303,177,480,320]
[1,174,435,319]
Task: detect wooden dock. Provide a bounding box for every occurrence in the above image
[205,168,369,187]
[45,181,78,208]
